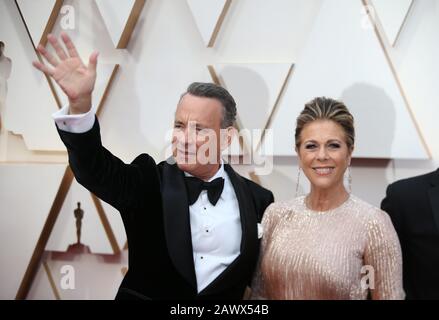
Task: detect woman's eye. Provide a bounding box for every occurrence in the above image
[329,143,341,148]
[305,144,316,150]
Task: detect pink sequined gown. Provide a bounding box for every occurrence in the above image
[251,195,404,300]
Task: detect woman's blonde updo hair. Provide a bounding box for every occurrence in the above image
[295,97,355,149]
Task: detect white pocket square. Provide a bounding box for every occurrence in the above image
[257,223,263,239]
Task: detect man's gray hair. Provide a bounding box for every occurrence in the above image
[180,82,237,128]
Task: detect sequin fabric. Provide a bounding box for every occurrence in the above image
[251,194,404,300]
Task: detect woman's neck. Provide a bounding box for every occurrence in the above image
[306,184,349,212]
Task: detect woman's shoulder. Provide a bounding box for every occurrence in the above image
[262,197,303,222]
[349,194,392,225]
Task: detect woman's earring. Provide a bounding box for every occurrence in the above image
[295,167,301,197]
[347,166,352,194]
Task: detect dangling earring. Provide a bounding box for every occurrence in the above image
[347,166,352,194]
[295,167,301,198]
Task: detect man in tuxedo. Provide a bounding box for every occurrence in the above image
[381,169,439,299]
[33,33,274,300]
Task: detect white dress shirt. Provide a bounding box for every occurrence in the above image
[184,162,241,292]
[52,106,242,293]
[52,104,96,133]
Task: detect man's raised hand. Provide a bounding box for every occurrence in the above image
[32,32,98,115]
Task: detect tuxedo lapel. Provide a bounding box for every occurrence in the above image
[198,164,259,296]
[428,170,439,233]
[224,164,258,254]
[161,160,197,289]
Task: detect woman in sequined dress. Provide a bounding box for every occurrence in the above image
[251,97,404,300]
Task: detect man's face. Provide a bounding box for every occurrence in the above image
[172,94,232,177]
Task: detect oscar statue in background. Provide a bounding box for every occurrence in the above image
[67,201,90,254]
[74,202,84,244]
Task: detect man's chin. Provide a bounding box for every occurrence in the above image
[175,155,199,172]
[176,159,220,175]
[176,161,195,171]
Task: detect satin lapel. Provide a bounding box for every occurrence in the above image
[224,164,258,254]
[161,161,197,288]
[198,164,258,296]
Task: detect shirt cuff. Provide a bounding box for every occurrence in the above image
[52,105,96,133]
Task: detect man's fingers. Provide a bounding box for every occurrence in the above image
[32,61,55,77]
[37,45,59,67]
[47,34,68,61]
[88,51,99,72]
[61,32,81,61]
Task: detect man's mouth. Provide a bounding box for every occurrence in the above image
[176,148,196,156]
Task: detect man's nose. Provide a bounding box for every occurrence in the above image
[183,126,197,145]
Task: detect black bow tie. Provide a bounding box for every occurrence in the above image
[185,176,225,206]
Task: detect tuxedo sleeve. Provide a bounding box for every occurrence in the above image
[56,116,158,212]
[381,183,404,240]
[254,188,274,222]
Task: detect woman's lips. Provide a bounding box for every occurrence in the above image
[312,167,335,176]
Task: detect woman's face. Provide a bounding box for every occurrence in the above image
[296,120,353,192]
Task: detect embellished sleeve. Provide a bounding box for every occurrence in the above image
[250,202,282,300]
[364,209,405,300]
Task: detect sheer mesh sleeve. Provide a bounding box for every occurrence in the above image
[250,203,283,299]
[364,209,405,300]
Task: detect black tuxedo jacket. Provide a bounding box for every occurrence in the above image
[381,169,439,299]
[57,118,274,300]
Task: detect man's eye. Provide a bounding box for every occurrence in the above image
[197,127,209,133]
[174,124,183,129]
